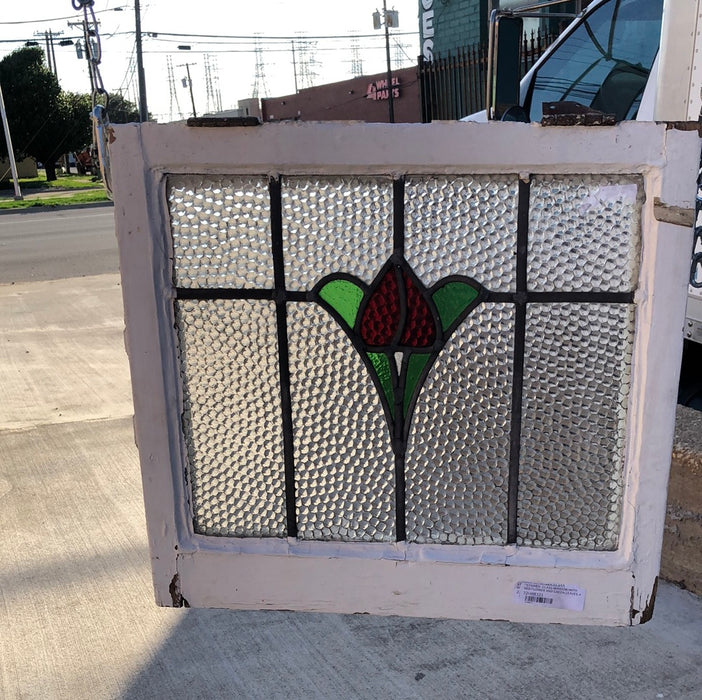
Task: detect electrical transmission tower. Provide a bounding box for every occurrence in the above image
[167,55,184,121]
[295,33,319,89]
[393,41,406,70]
[251,36,270,98]
[350,34,363,77]
[204,54,222,114]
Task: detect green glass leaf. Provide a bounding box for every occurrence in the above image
[404,353,431,417]
[367,352,394,419]
[432,282,479,331]
[319,279,364,329]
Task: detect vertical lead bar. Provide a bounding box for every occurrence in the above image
[393,177,405,255]
[395,452,406,542]
[394,176,406,541]
[507,176,530,544]
[269,177,298,538]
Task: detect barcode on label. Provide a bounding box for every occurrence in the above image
[513,582,586,611]
[524,595,553,605]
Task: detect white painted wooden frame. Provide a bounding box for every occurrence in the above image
[111,121,696,625]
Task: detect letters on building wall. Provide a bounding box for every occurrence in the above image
[366,77,401,101]
[421,0,434,60]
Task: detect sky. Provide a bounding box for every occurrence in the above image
[0,1,420,123]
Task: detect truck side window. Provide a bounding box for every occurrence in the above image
[526,0,663,122]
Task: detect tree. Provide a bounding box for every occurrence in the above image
[107,93,142,123]
[57,91,93,162]
[0,47,91,181]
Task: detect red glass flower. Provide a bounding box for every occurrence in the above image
[359,266,437,348]
[315,257,482,448]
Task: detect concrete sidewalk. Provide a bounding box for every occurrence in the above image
[1,274,701,700]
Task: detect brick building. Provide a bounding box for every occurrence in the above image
[260,66,420,124]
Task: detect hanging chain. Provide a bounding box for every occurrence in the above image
[71,0,112,197]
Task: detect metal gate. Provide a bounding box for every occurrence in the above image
[418,30,556,121]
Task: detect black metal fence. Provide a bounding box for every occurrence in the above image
[419,29,557,122]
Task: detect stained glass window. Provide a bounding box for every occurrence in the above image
[169,173,638,550]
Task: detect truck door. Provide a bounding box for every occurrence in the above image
[524,0,664,122]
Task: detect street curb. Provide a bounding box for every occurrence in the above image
[0,200,114,216]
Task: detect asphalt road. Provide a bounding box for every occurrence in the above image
[0,204,117,284]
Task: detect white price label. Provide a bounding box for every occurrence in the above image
[513,582,586,611]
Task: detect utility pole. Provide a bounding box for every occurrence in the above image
[49,31,58,78]
[291,41,299,93]
[82,22,95,94]
[68,19,97,94]
[134,0,148,122]
[0,82,23,200]
[45,31,53,75]
[34,30,63,79]
[383,0,395,123]
[372,2,398,123]
[179,63,197,118]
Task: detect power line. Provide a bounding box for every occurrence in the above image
[1,29,417,45]
[0,7,130,26]
[0,35,83,45]
[142,29,419,41]
[2,30,417,54]
[142,44,412,56]
[0,31,132,46]
[117,39,137,95]
[392,36,417,64]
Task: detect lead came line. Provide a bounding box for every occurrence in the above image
[394,177,407,541]
[269,177,298,538]
[507,177,530,544]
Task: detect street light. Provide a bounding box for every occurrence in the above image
[372,2,399,123]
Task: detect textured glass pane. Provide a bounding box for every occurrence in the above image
[288,303,395,542]
[528,175,642,292]
[176,299,286,537]
[404,176,518,292]
[282,176,394,291]
[169,175,274,289]
[406,304,514,545]
[519,303,635,549]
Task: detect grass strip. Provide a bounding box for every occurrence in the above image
[0,189,110,210]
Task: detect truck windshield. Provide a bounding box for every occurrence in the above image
[526,0,664,122]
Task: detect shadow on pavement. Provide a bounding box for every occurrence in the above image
[120,584,702,700]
